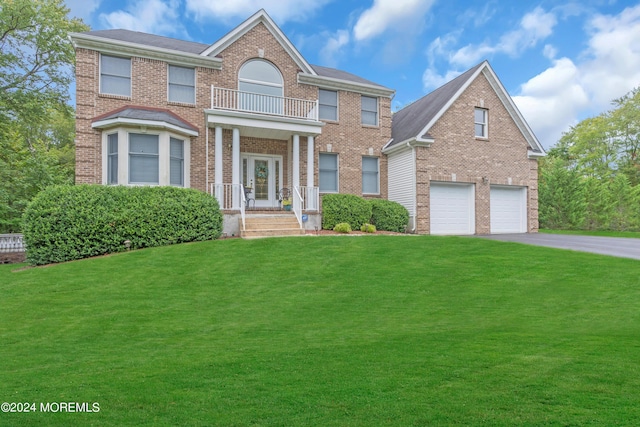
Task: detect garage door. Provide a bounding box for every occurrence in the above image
[430,182,475,235]
[490,186,527,233]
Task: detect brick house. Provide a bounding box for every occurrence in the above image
[70,9,544,236]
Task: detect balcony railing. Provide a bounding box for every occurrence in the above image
[211,86,319,121]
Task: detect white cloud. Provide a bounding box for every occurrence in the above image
[450,7,557,67]
[514,5,640,148]
[319,30,350,68]
[64,0,101,23]
[353,0,436,41]
[422,68,464,91]
[184,0,332,24]
[99,0,187,37]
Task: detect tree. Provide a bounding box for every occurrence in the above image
[538,157,585,230]
[0,0,87,232]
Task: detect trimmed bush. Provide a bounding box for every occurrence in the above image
[22,185,222,265]
[333,223,352,233]
[322,194,372,230]
[360,223,376,233]
[369,199,409,232]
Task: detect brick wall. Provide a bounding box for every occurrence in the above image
[414,72,539,234]
[75,22,391,200]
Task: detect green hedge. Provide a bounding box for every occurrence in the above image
[321,194,372,230]
[369,199,409,232]
[22,185,222,265]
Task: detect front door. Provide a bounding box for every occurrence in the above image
[242,154,283,208]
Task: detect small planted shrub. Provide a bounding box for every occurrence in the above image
[322,194,372,230]
[369,199,409,232]
[360,223,376,233]
[333,222,352,233]
[22,185,222,265]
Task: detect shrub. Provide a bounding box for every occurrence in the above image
[322,194,372,230]
[22,185,222,265]
[369,199,409,232]
[333,222,352,233]
[360,223,376,233]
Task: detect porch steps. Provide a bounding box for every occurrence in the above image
[241,213,305,239]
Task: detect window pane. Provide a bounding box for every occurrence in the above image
[107,133,118,185]
[101,76,131,97]
[101,56,130,77]
[362,111,377,126]
[362,96,377,112]
[169,65,195,103]
[362,157,378,172]
[239,60,282,84]
[319,153,338,192]
[362,157,379,194]
[319,90,338,107]
[169,65,194,85]
[319,105,337,121]
[475,123,485,137]
[169,85,195,104]
[319,153,337,169]
[129,134,159,184]
[474,108,486,123]
[101,56,131,96]
[170,138,184,187]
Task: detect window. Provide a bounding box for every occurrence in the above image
[362,157,379,194]
[319,153,338,193]
[238,59,283,114]
[168,65,195,104]
[475,108,488,138]
[129,133,159,184]
[361,96,378,126]
[170,137,184,186]
[101,55,131,96]
[319,89,338,121]
[107,133,118,184]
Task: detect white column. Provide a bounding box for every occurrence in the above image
[307,136,315,210]
[214,126,223,186]
[232,128,240,209]
[292,134,300,190]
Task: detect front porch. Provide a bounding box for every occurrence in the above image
[206,86,324,236]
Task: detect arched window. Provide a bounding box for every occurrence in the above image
[238,59,283,114]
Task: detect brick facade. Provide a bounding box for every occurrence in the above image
[414,73,538,234]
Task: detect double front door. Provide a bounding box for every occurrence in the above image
[242,154,283,207]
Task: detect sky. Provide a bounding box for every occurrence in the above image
[64,0,640,149]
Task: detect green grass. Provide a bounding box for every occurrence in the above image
[2,236,640,426]
[541,228,640,238]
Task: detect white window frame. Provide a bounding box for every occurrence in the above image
[474,107,488,138]
[101,128,190,187]
[128,133,160,185]
[361,95,378,126]
[362,156,380,195]
[107,133,118,185]
[238,59,284,114]
[319,89,338,122]
[319,152,339,193]
[100,54,131,97]
[168,64,196,104]
[170,137,185,187]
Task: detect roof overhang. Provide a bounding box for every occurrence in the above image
[298,73,395,98]
[205,108,324,139]
[92,117,199,137]
[528,150,546,159]
[70,32,222,69]
[382,137,434,155]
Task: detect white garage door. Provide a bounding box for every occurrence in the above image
[430,182,475,235]
[490,186,527,233]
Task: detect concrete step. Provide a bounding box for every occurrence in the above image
[240,213,304,238]
[241,228,305,238]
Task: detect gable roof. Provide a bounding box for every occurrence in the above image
[92,106,199,136]
[386,61,545,156]
[82,29,209,54]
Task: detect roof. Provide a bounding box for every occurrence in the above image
[390,63,484,146]
[92,106,199,135]
[85,29,209,55]
[311,65,391,91]
[388,61,545,155]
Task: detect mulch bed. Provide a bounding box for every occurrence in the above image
[0,252,26,264]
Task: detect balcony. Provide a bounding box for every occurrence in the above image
[211,86,319,122]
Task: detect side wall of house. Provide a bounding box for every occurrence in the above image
[414,72,539,234]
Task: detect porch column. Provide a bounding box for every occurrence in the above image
[292,134,300,190]
[214,126,223,202]
[232,128,240,209]
[307,136,316,210]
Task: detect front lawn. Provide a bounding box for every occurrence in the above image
[1,236,639,425]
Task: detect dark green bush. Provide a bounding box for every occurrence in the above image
[333,223,352,233]
[22,185,222,265]
[322,194,372,230]
[369,199,409,232]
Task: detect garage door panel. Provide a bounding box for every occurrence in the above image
[490,186,527,233]
[430,183,475,235]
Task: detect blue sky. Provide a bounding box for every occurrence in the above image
[64,0,640,149]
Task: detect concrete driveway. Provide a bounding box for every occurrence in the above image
[477,233,640,260]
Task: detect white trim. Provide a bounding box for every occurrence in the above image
[382,137,433,154]
[70,32,222,69]
[92,117,199,137]
[205,108,323,137]
[298,73,395,98]
[200,10,316,75]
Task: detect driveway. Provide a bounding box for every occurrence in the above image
[476,233,640,260]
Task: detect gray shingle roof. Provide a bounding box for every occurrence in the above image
[310,65,391,90]
[389,62,484,147]
[94,106,198,132]
[86,29,209,54]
